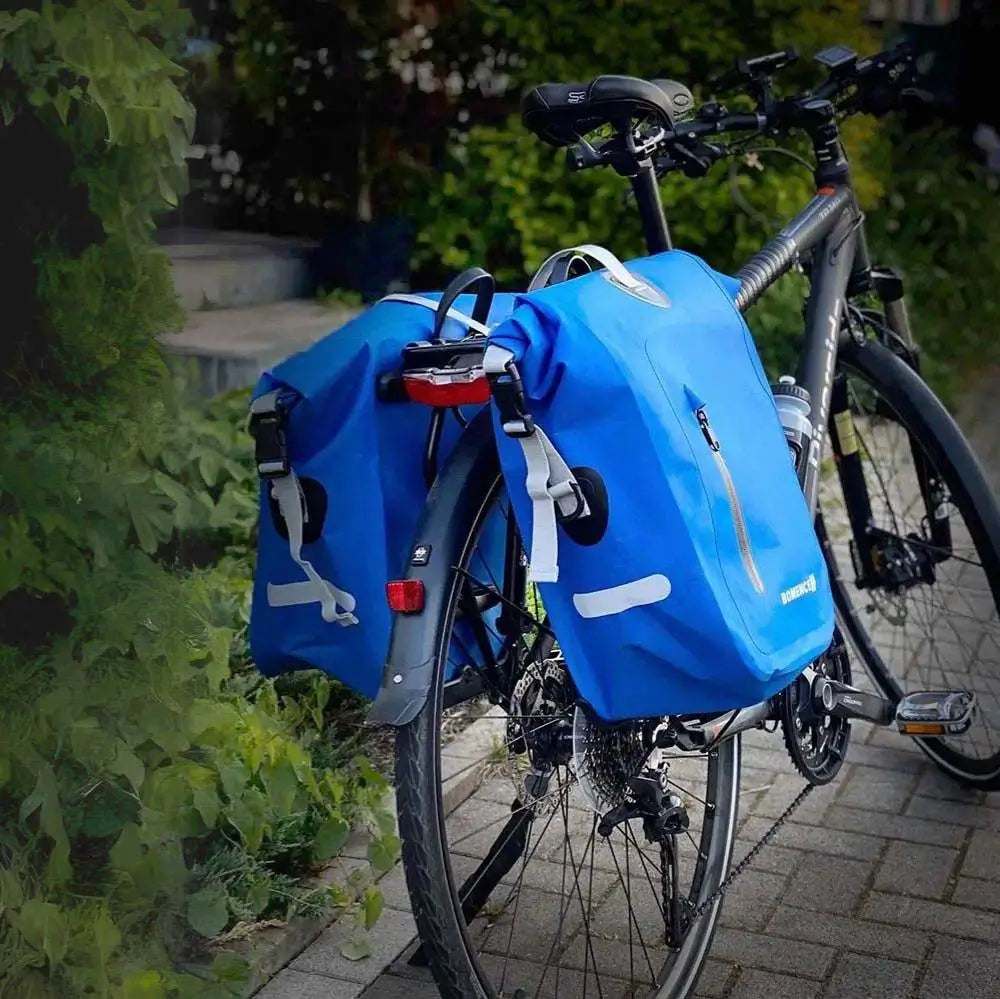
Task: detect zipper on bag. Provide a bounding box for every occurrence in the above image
[694,405,766,595]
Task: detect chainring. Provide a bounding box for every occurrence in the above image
[779,631,853,785]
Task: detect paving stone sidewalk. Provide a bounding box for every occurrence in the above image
[259,370,1000,999]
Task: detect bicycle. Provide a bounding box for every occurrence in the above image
[367,42,1000,999]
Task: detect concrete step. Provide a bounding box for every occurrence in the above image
[160,298,362,396]
[158,227,319,311]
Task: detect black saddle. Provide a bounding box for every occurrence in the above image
[522,75,695,148]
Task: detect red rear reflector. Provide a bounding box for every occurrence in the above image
[386,579,425,613]
[403,368,491,407]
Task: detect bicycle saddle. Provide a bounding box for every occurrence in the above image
[522,75,694,147]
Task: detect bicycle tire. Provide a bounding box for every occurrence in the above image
[821,335,1000,788]
[393,411,742,999]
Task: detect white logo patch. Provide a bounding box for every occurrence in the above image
[780,573,817,606]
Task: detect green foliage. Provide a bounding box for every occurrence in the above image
[1,3,398,995]
[1,388,399,997]
[865,124,1000,400]
[0,0,194,241]
[411,0,885,288]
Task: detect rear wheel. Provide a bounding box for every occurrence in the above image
[394,428,742,999]
[820,336,1000,788]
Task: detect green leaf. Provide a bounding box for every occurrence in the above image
[0,868,23,915]
[79,781,137,838]
[109,740,145,791]
[339,933,373,962]
[52,86,71,124]
[19,765,71,885]
[1,96,16,126]
[261,758,299,816]
[198,449,222,487]
[367,833,400,876]
[94,908,121,966]
[152,470,190,505]
[210,951,251,988]
[246,880,270,917]
[186,886,229,938]
[120,970,169,999]
[227,788,267,853]
[313,815,350,862]
[192,786,220,828]
[205,626,232,691]
[187,699,239,738]
[361,886,383,930]
[219,760,249,801]
[110,823,145,880]
[157,169,178,208]
[15,898,69,964]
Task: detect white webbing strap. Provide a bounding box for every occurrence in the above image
[484,343,589,583]
[378,293,492,336]
[267,472,358,626]
[528,243,644,292]
[519,427,588,583]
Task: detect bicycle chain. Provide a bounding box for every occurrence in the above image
[685,780,815,926]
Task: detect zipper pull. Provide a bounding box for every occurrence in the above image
[696,407,720,451]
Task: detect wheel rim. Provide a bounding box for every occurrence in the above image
[404,478,741,999]
[819,362,1000,774]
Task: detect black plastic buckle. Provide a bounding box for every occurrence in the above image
[554,480,587,523]
[488,360,535,438]
[249,392,290,479]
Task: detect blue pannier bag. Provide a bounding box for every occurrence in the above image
[485,244,835,722]
[249,271,514,698]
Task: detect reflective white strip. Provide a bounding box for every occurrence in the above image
[267,580,357,619]
[378,293,492,336]
[572,574,672,619]
[270,472,358,626]
[519,427,589,584]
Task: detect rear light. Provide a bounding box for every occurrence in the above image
[386,579,426,613]
[403,366,491,407]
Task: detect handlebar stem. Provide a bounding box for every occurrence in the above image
[791,99,851,188]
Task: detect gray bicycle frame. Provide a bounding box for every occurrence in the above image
[731,183,864,516]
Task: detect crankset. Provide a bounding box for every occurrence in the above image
[780,633,853,784]
[780,630,977,785]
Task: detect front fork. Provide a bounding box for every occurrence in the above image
[830,267,952,589]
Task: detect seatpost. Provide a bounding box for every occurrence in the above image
[630,160,673,254]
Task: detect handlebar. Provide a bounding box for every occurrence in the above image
[568,42,926,181]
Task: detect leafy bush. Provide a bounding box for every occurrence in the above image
[407,0,886,335]
[1,3,397,996]
[865,123,1000,399]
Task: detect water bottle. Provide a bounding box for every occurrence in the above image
[771,376,812,479]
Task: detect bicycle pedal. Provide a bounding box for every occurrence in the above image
[895,690,976,737]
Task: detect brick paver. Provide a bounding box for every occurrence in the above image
[255,376,1000,998]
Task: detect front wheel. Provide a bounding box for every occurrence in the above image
[393,413,742,999]
[820,336,1000,788]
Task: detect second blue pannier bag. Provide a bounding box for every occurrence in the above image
[486,245,835,722]
[249,284,514,698]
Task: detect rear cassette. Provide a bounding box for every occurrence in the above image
[780,630,853,785]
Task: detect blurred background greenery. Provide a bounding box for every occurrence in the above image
[1,1,998,995]
[175,0,1000,393]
